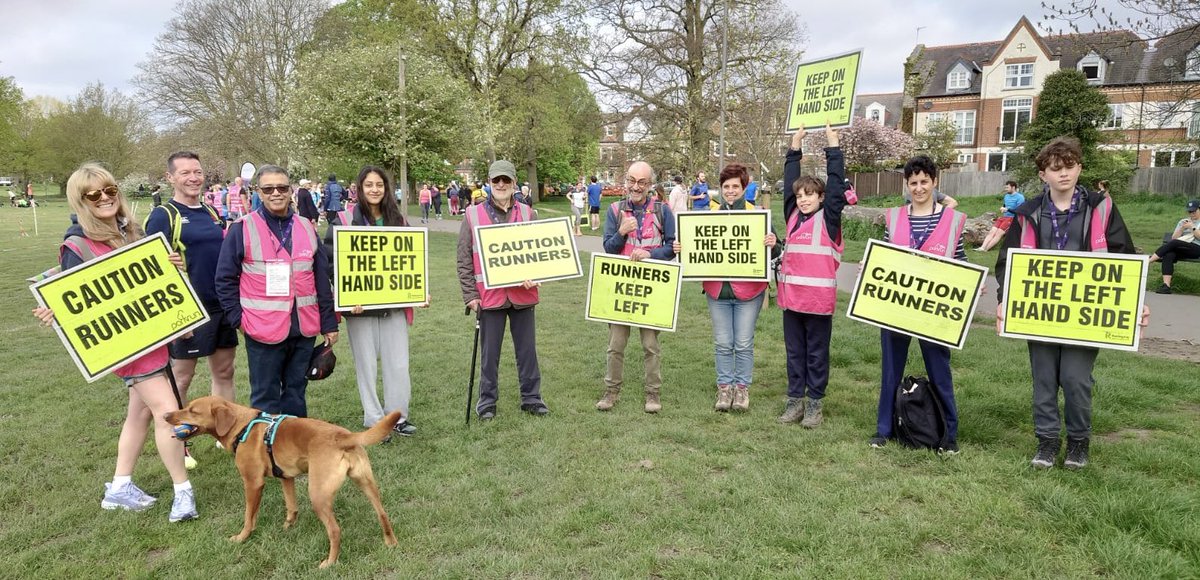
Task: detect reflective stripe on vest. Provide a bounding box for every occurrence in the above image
[468,203,539,309]
[776,208,843,314]
[886,206,964,259]
[239,212,322,344]
[1018,196,1112,253]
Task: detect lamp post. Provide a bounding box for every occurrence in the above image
[718,0,729,172]
[398,46,409,214]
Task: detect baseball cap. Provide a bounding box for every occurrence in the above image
[1187,199,1200,212]
[488,160,517,181]
[307,340,337,380]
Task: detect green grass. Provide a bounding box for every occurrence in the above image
[1,202,1198,577]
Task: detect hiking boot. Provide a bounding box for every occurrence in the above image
[778,397,805,424]
[596,389,620,411]
[644,391,661,414]
[868,433,888,448]
[731,385,750,411]
[1064,437,1090,470]
[1155,284,1172,295]
[714,384,733,412]
[101,482,156,511]
[1030,436,1060,469]
[800,397,824,428]
[169,488,198,523]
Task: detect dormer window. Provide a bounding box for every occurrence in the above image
[946,64,970,91]
[866,103,887,125]
[1078,52,1106,84]
[1187,46,1200,79]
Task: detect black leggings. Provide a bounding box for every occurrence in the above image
[1155,239,1200,275]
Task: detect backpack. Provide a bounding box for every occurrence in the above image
[893,376,948,450]
[142,201,225,268]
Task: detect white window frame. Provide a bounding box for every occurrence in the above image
[1078,52,1105,84]
[1187,46,1200,80]
[1152,150,1199,167]
[987,152,1012,172]
[947,66,969,91]
[1005,63,1034,88]
[1189,103,1200,139]
[604,125,615,138]
[950,110,976,144]
[867,104,885,124]
[1102,104,1124,130]
[957,153,975,165]
[1001,97,1033,143]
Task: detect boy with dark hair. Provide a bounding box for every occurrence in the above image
[870,154,968,454]
[995,136,1148,469]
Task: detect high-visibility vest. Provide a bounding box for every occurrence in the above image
[609,198,664,255]
[885,205,966,259]
[1017,195,1112,252]
[702,200,768,300]
[466,202,539,309]
[239,211,321,344]
[776,209,842,315]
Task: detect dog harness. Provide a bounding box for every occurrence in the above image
[233,412,294,478]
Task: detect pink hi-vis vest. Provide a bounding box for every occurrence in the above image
[885,206,966,259]
[239,212,321,344]
[468,202,539,309]
[1017,195,1112,252]
[610,199,663,256]
[227,185,246,214]
[776,209,843,315]
[702,200,768,301]
[60,236,170,378]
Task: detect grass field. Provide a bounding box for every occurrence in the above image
[1,199,1197,577]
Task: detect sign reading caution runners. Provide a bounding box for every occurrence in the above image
[474,216,582,289]
[787,50,862,131]
[1000,249,1148,351]
[676,210,771,281]
[30,233,209,382]
[847,239,988,350]
[585,254,683,331]
[332,226,428,311]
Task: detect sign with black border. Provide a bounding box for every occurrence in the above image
[473,216,582,289]
[332,226,429,312]
[676,210,771,282]
[585,253,683,332]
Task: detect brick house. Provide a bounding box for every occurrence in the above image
[599,113,652,183]
[907,16,1200,171]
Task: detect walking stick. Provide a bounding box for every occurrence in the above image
[465,306,481,426]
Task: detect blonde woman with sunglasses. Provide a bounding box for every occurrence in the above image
[32,163,198,522]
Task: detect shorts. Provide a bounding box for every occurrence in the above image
[589,205,600,214]
[170,306,239,359]
[122,365,169,388]
[994,216,1014,231]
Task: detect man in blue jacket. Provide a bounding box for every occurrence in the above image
[689,172,710,210]
[322,174,345,223]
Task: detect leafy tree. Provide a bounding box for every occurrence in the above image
[913,118,959,169]
[278,43,470,187]
[1013,69,1129,190]
[0,76,24,174]
[804,118,915,173]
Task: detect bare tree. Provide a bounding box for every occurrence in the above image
[578,0,805,176]
[134,0,328,164]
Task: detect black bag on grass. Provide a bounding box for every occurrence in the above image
[893,375,948,450]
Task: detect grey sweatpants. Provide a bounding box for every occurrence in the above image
[346,313,412,428]
[1028,341,1099,440]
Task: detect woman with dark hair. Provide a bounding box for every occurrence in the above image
[674,163,779,412]
[33,163,197,522]
[324,166,422,437]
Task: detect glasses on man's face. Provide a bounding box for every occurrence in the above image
[624,177,651,189]
[259,185,292,196]
[491,176,513,185]
[83,185,119,202]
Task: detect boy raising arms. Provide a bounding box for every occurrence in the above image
[994,137,1149,469]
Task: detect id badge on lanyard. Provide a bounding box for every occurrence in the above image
[265,260,291,296]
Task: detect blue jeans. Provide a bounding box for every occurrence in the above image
[244,334,315,417]
[706,292,765,386]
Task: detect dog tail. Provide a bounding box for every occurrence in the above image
[349,411,404,447]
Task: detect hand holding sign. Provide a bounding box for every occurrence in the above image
[825,123,839,148]
[32,306,54,327]
[764,233,777,247]
[791,126,805,150]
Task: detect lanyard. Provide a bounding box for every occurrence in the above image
[909,206,942,250]
[1048,189,1081,250]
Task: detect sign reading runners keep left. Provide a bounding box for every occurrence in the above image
[786,49,862,131]
[585,253,682,331]
[332,226,429,311]
[30,233,209,382]
[474,216,582,288]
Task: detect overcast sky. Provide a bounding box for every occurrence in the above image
[0,0,1142,101]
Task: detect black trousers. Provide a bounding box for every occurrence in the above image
[476,306,543,413]
[1154,239,1200,275]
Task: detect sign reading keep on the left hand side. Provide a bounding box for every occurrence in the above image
[30,233,209,383]
[787,50,862,131]
[474,216,582,289]
[1000,249,1147,351]
[676,210,771,281]
[332,226,429,311]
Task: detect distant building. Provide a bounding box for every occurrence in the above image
[854,93,904,129]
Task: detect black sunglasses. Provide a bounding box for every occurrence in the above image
[259,185,292,195]
[490,176,513,185]
[83,185,119,202]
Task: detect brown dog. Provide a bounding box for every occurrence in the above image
[164,396,401,568]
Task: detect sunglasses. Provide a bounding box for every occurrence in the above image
[83,185,119,202]
[259,185,292,195]
[490,176,513,185]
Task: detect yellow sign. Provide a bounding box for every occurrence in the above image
[787,50,862,131]
[474,216,582,288]
[676,210,771,281]
[30,233,210,382]
[1000,249,1147,351]
[585,254,683,332]
[847,240,988,350]
[332,226,429,311]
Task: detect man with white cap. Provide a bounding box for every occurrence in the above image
[457,160,548,420]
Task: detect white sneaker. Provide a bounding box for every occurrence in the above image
[101,482,156,511]
[169,488,198,522]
